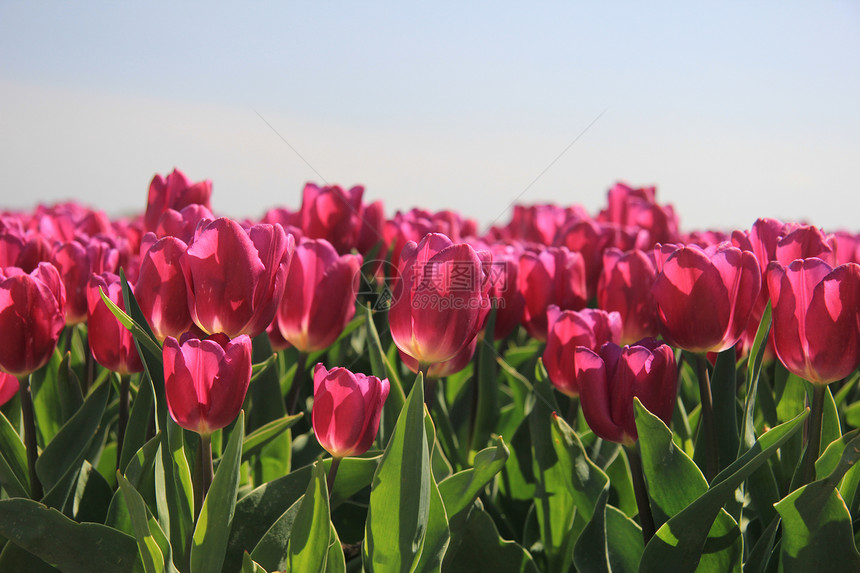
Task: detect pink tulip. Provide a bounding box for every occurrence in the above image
[597,248,659,345]
[136,236,200,341]
[517,246,588,341]
[775,225,835,267]
[652,244,760,353]
[163,333,252,435]
[181,218,294,338]
[276,239,362,353]
[767,259,860,384]
[484,243,525,340]
[389,233,491,367]
[312,364,389,459]
[300,183,364,254]
[399,336,478,379]
[576,339,677,445]
[0,263,66,377]
[144,169,212,233]
[0,372,18,406]
[87,273,144,375]
[543,305,622,397]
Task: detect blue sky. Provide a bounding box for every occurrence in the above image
[2,1,858,232]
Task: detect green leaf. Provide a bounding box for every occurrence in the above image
[106,433,162,535]
[363,373,430,573]
[250,495,302,572]
[101,282,162,358]
[548,413,608,523]
[364,304,405,446]
[325,519,346,573]
[191,411,245,573]
[56,351,84,424]
[573,486,643,573]
[413,408,451,573]
[710,346,739,473]
[443,503,540,573]
[242,552,270,573]
[775,431,860,572]
[155,416,194,565]
[248,334,292,483]
[286,460,332,573]
[472,308,499,452]
[639,402,809,572]
[0,497,138,572]
[739,302,771,453]
[242,413,303,462]
[29,348,64,446]
[439,437,509,520]
[0,407,30,497]
[118,472,178,573]
[120,373,154,472]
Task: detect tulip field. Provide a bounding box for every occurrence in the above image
[3,171,860,573]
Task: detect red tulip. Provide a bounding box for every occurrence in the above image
[50,241,91,325]
[399,336,478,379]
[144,169,212,233]
[276,239,362,353]
[576,339,677,445]
[163,333,252,435]
[484,243,525,340]
[775,225,835,267]
[597,248,659,345]
[87,273,144,375]
[767,259,860,384]
[543,305,622,397]
[300,183,364,254]
[0,372,18,406]
[181,218,294,338]
[518,246,588,341]
[136,236,200,342]
[312,364,389,459]
[652,244,760,353]
[0,263,66,377]
[389,233,491,367]
[597,182,679,248]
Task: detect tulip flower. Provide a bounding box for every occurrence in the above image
[0,263,66,377]
[485,243,525,340]
[775,225,835,267]
[300,183,364,254]
[86,273,144,375]
[597,182,679,248]
[652,243,760,353]
[389,233,491,368]
[181,218,294,338]
[767,259,860,385]
[517,246,588,341]
[0,372,17,407]
[399,336,478,380]
[312,364,390,460]
[576,339,677,446]
[276,239,362,353]
[136,236,200,342]
[597,248,659,345]
[144,169,212,233]
[163,333,253,436]
[543,305,622,397]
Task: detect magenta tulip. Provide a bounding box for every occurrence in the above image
[0,263,66,377]
[136,236,200,342]
[767,259,860,384]
[0,372,18,406]
[312,364,390,459]
[276,239,362,353]
[300,183,364,254]
[181,218,294,338]
[577,339,677,445]
[652,244,760,353]
[86,273,144,375]
[517,246,588,341]
[484,243,526,340]
[543,305,622,397]
[144,169,212,233]
[389,233,491,367]
[597,248,659,345]
[163,333,252,435]
[399,336,478,379]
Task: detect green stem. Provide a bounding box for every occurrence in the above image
[116,375,130,473]
[18,375,43,500]
[327,456,342,499]
[286,352,308,415]
[801,383,827,485]
[696,355,719,482]
[194,433,214,520]
[626,444,655,544]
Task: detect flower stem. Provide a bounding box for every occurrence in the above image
[286,352,308,415]
[801,383,827,485]
[696,354,719,482]
[327,456,342,499]
[194,432,214,520]
[626,444,655,544]
[116,375,130,473]
[18,375,43,500]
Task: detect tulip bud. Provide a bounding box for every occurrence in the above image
[577,339,677,446]
[767,259,860,384]
[300,183,364,254]
[312,364,390,459]
[86,273,144,375]
[597,248,659,345]
[0,263,66,377]
[144,169,212,233]
[163,333,252,435]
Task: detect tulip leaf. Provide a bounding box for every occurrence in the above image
[364,303,405,446]
[739,302,772,453]
[249,495,302,571]
[325,519,346,573]
[439,436,509,520]
[442,503,540,573]
[0,497,138,572]
[241,412,303,462]
[0,407,30,498]
[105,433,162,535]
[242,552,270,573]
[413,408,451,573]
[638,402,808,572]
[56,350,84,425]
[102,281,162,358]
[283,461,332,573]
[191,410,245,573]
[363,373,431,573]
[710,346,739,473]
[248,334,292,483]
[120,373,154,473]
[573,485,643,573]
[774,431,860,572]
[117,472,178,573]
[29,349,64,446]
[549,413,608,523]
[155,416,194,564]
[472,307,499,452]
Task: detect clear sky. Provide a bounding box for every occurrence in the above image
[1,1,858,233]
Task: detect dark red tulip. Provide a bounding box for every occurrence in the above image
[50,241,91,325]
[87,273,144,375]
[0,263,66,377]
[144,169,212,233]
[136,236,200,342]
[577,339,677,445]
[163,333,252,435]
[767,259,860,384]
[517,246,588,341]
[389,233,491,367]
[181,218,294,338]
[312,364,389,459]
[597,248,659,345]
[276,239,362,353]
[652,244,760,353]
[543,305,622,397]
